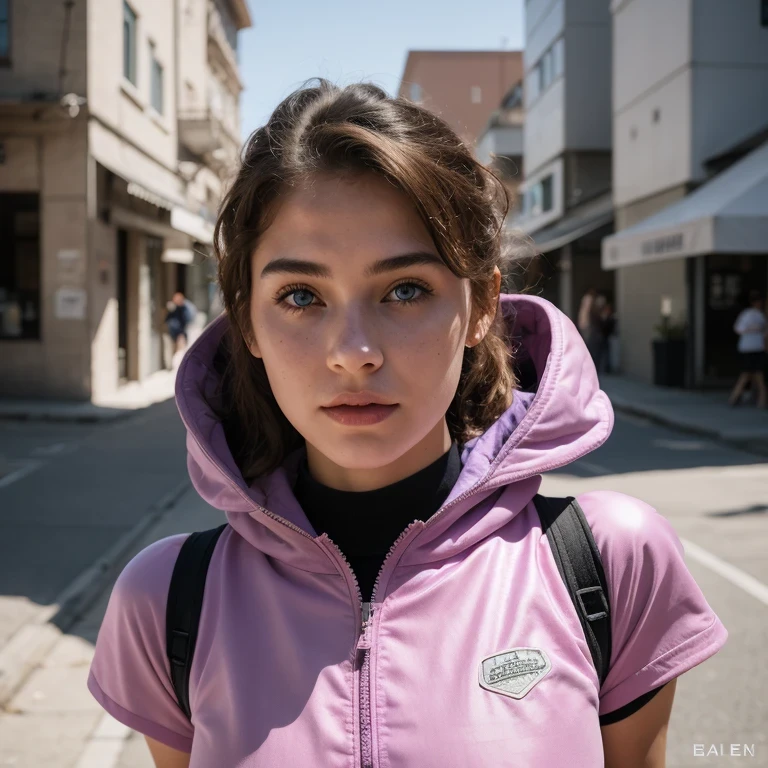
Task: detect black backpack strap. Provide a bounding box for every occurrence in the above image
[533,494,612,687]
[166,523,228,720]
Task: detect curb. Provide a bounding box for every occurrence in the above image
[609,398,768,458]
[0,410,134,424]
[0,478,190,708]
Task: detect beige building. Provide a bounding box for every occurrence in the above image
[0,0,250,401]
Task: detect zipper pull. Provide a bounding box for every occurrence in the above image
[357,602,374,650]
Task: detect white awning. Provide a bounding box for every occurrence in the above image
[170,206,215,244]
[602,140,768,270]
[162,248,196,265]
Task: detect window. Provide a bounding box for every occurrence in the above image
[409,82,422,103]
[541,175,553,212]
[149,41,164,114]
[762,0,768,26]
[0,195,41,340]
[471,85,482,104]
[539,49,553,92]
[218,1,239,54]
[552,37,564,79]
[0,0,9,63]
[527,174,554,217]
[123,1,137,84]
[529,37,564,105]
[526,67,540,105]
[501,83,523,110]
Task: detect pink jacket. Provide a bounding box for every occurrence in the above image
[87,294,728,767]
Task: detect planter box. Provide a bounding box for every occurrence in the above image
[652,339,687,388]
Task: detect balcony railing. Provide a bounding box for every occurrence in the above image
[178,107,238,159]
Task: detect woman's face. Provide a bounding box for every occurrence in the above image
[248,172,500,491]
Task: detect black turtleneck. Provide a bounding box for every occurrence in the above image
[293,442,462,602]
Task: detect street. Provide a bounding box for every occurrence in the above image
[0,401,766,767]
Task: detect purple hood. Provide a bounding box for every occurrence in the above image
[174,293,614,571]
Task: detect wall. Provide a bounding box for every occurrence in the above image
[525,0,564,69]
[89,216,119,401]
[616,257,688,382]
[0,0,87,99]
[690,0,768,177]
[614,184,689,382]
[178,0,209,115]
[523,0,565,175]
[399,51,524,147]
[88,0,179,180]
[612,0,693,206]
[524,78,566,176]
[612,0,692,114]
[0,122,91,399]
[613,68,693,206]
[564,19,611,151]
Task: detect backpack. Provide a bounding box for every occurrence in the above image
[165,494,611,721]
[183,300,198,325]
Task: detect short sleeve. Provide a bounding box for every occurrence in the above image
[576,490,728,718]
[87,534,195,753]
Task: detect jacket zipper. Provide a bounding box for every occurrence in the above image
[322,521,421,768]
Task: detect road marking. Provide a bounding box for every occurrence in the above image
[576,460,612,476]
[0,459,44,489]
[615,412,651,428]
[653,438,715,451]
[681,538,768,607]
[32,441,80,457]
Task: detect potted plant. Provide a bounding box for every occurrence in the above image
[652,315,687,387]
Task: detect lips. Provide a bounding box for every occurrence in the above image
[322,403,399,426]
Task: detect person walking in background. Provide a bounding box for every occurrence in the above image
[728,289,767,408]
[577,287,597,339]
[595,298,616,375]
[165,291,197,357]
[578,288,605,371]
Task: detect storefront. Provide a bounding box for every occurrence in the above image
[602,140,768,387]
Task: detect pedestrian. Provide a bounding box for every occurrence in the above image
[87,79,727,768]
[577,286,597,338]
[164,291,196,356]
[595,298,616,375]
[728,289,767,408]
[577,287,605,369]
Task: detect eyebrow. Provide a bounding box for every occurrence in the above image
[259,251,445,280]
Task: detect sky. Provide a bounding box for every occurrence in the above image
[237,0,525,141]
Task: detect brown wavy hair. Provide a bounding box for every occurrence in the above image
[213,78,534,482]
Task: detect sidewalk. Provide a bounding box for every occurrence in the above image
[0,320,210,424]
[0,485,222,768]
[600,374,768,455]
[0,367,180,423]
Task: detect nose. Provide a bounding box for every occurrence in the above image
[326,308,384,373]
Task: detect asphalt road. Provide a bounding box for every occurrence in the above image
[0,406,765,767]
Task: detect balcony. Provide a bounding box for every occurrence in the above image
[178,107,238,159]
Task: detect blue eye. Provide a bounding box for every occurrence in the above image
[274,281,434,314]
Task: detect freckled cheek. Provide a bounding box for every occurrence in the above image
[252,311,318,356]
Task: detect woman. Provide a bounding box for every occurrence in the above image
[728,290,767,408]
[87,80,727,768]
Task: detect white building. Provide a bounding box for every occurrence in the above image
[603,0,768,386]
[515,0,614,317]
